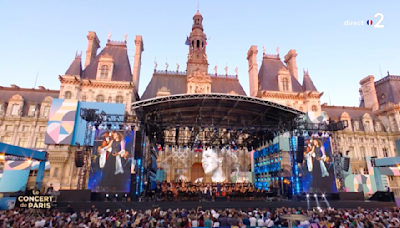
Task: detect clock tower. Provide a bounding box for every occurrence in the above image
[186,10,209,76]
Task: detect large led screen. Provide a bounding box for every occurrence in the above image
[300,136,337,193]
[87,130,134,192]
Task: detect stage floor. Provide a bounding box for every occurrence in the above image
[57,200,396,212]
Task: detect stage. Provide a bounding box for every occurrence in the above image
[56,200,396,212]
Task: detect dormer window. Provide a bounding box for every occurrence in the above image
[11,104,20,116]
[100,65,109,79]
[282,78,289,91]
[28,105,36,116]
[353,121,359,131]
[64,91,72,99]
[96,53,114,80]
[96,95,105,102]
[364,121,370,131]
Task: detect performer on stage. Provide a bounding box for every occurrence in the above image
[304,138,315,172]
[310,138,330,190]
[99,131,130,191]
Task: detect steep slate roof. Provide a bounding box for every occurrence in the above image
[302,74,318,91]
[0,86,59,103]
[141,73,187,100]
[65,56,82,76]
[375,75,400,106]
[211,77,246,95]
[322,105,376,118]
[258,56,303,92]
[80,42,132,81]
[141,72,247,100]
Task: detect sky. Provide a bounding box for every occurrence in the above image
[0,0,399,107]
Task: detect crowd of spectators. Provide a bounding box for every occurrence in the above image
[0,206,399,228]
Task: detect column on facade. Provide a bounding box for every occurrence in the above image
[11,121,20,145]
[61,152,73,188]
[27,122,37,147]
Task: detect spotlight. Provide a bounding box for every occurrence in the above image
[124,194,128,197]
[322,194,325,198]
[105,194,109,198]
[115,194,118,198]
[314,194,317,198]
[306,194,309,198]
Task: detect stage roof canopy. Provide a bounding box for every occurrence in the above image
[132,93,304,131]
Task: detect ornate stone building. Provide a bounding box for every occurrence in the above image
[0,85,59,188]
[247,46,322,112]
[141,11,251,183]
[321,74,400,189]
[0,32,144,190]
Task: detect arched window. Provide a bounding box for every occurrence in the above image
[197,40,200,48]
[64,91,72,99]
[96,95,104,102]
[311,105,318,112]
[116,96,123,103]
[360,147,365,159]
[371,147,378,157]
[81,95,86,102]
[282,78,289,91]
[100,65,109,79]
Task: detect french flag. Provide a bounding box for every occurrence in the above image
[185,36,190,45]
[367,20,373,25]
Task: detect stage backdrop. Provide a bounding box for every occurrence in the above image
[44,99,78,145]
[0,160,50,193]
[300,136,337,193]
[71,102,125,146]
[87,130,134,192]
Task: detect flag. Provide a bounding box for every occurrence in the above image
[205,36,211,45]
[185,36,190,45]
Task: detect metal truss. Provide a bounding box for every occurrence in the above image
[331,132,345,192]
[132,93,304,115]
[77,108,137,190]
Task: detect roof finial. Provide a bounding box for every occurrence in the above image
[263,46,266,55]
[276,46,279,55]
[197,0,199,11]
[108,29,111,40]
[124,33,128,42]
[388,70,390,76]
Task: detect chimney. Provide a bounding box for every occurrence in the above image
[247,46,258,97]
[284,50,298,81]
[84,31,100,69]
[132,35,144,92]
[360,75,379,111]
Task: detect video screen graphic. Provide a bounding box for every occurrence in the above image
[300,136,337,193]
[87,130,134,192]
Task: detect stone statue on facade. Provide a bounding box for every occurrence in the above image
[154,59,158,70]
[165,62,169,71]
[214,63,218,74]
[195,85,205,93]
[235,67,238,75]
[176,63,179,71]
[225,65,228,75]
[124,33,128,42]
[263,46,266,55]
[108,29,111,40]
[276,46,279,55]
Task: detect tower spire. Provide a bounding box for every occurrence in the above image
[197,0,199,11]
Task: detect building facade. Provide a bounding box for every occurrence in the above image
[0,85,59,188]
[0,32,144,191]
[321,74,400,191]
